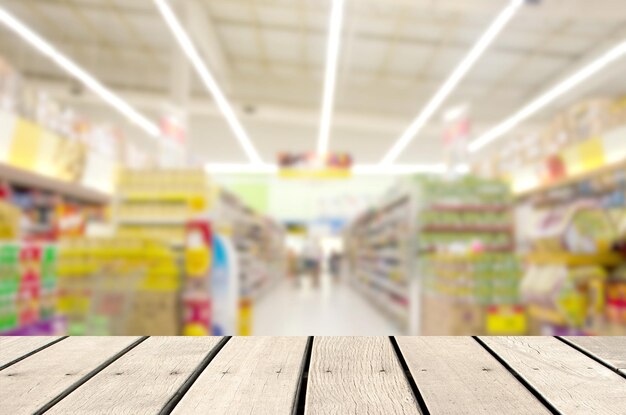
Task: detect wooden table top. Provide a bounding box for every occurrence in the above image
[1,336,625,414]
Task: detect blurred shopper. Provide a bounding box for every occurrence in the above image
[302,238,322,287]
[329,250,342,282]
[287,248,299,282]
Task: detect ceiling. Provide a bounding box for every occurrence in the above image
[1,0,626,165]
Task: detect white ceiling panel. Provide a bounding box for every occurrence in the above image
[216,24,260,59]
[263,28,301,63]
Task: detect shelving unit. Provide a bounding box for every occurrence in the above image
[414,175,523,335]
[217,190,286,303]
[0,163,111,205]
[344,182,419,333]
[114,169,216,249]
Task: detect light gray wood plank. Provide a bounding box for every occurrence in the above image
[0,337,139,415]
[563,336,626,374]
[172,336,308,415]
[0,336,62,367]
[396,337,551,414]
[481,337,626,415]
[305,337,419,415]
[47,337,223,414]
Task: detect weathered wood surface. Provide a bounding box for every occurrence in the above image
[47,337,223,414]
[481,337,626,415]
[0,337,140,415]
[305,337,420,415]
[173,336,308,415]
[563,336,626,374]
[1,336,625,414]
[396,337,551,414]
[0,336,62,368]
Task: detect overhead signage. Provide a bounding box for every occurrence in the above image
[277,152,352,179]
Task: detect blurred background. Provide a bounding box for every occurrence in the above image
[0,0,625,336]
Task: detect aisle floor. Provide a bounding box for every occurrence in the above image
[253,275,402,335]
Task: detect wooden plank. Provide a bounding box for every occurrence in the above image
[481,337,626,415]
[46,337,223,414]
[305,337,419,415]
[396,337,551,414]
[0,337,140,415]
[0,336,63,368]
[172,336,307,415]
[563,337,626,374]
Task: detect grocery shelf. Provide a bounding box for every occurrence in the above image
[421,224,513,233]
[427,204,510,213]
[516,159,626,198]
[0,162,110,204]
[527,304,568,326]
[116,218,189,226]
[525,251,624,266]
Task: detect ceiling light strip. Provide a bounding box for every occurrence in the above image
[379,0,523,165]
[154,0,263,165]
[317,0,346,156]
[469,38,626,152]
[0,7,160,137]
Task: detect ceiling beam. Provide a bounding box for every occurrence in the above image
[25,76,540,136]
[207,0,626,20]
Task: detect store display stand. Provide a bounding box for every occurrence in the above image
[344,180,421,334]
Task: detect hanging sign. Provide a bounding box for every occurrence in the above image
[277,152,352,179]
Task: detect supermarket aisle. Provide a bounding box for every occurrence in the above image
[253,275,401,335]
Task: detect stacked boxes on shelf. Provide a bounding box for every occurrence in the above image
[217,191,286,334]
[115,169,217,335]
[344,192,413,330]
[521,201,625,335]
[0,243,58,334]
[56,237,179,335]
[416,176,524,335]
[480,96,626,179]
[0,200,19,238]
[115,168,216,248]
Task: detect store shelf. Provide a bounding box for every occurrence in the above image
[527,304,568,326]
[421,224,513,233]
[418,244,515,255]
[428,204,510,213]
[0,162,110,204]
[117,218,189,226]
[353,281,408,327]
[526,251,623,266]
[516,159,626,198]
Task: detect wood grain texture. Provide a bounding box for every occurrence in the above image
[172,336,308,415]
[396,337,551,414]
[481,337,626,415]
[46,337,223,414]
[0,337,139,415]
[563,337,626,374]
[0,336,62,367]
[305,337,419,415]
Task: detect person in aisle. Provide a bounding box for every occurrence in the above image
[286,248,299,282]
[301,237,322,287]
[329,250,342,283]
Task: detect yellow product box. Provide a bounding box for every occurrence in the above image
[486,305,527,335]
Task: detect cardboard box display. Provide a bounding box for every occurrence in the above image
[421,295,485,335]
[126,290,179,335]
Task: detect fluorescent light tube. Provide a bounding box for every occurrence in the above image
[380,0,523,165]
[317,0,345,156]
[155,0,263,165]
[469,38,626,152]
[0,7,160,137]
